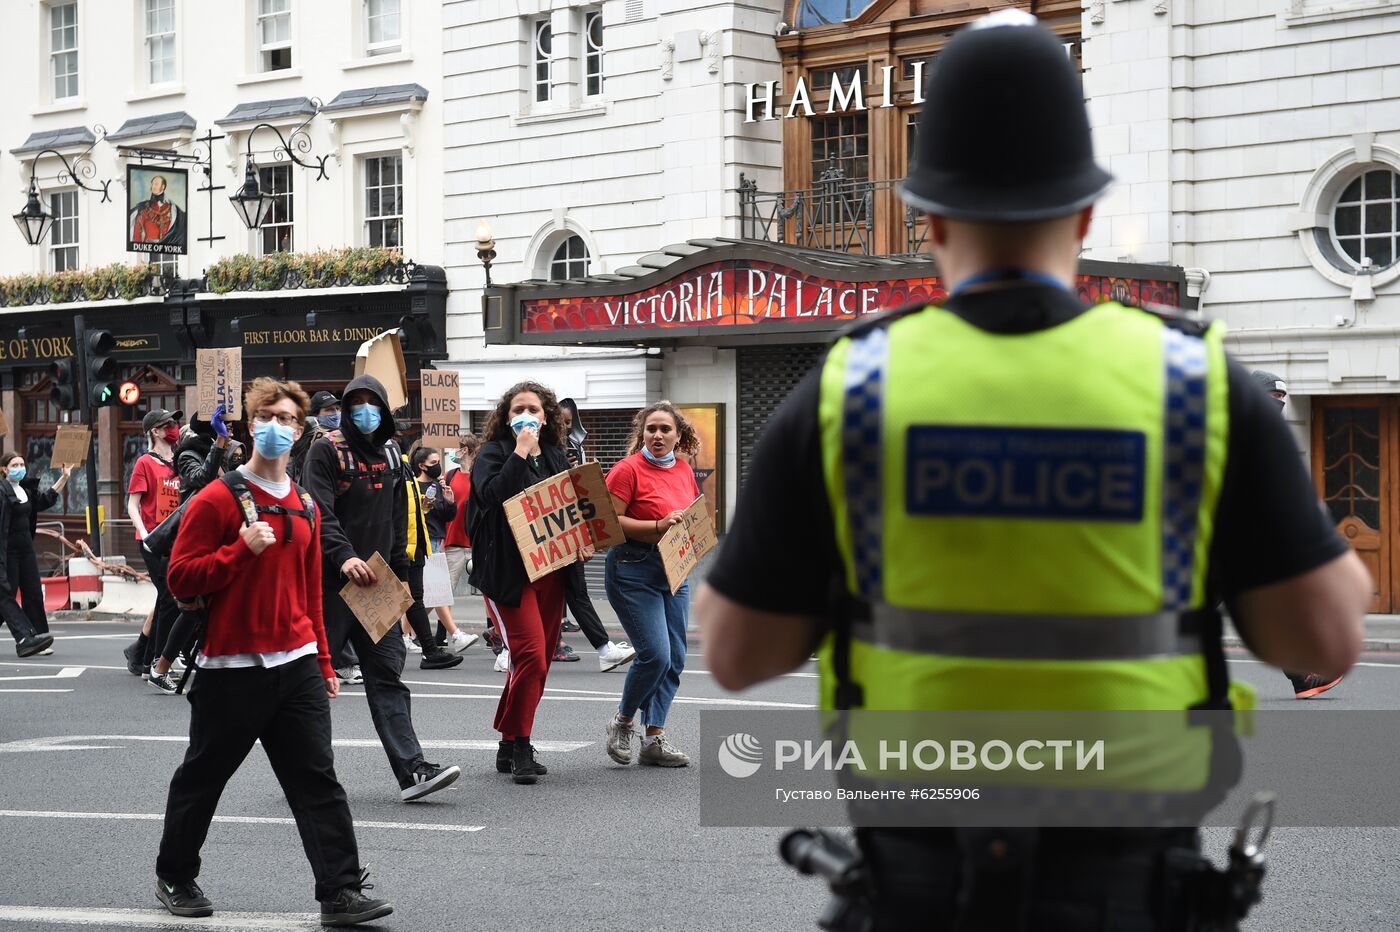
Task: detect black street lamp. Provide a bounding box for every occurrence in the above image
[476,220,497,288]
[12,141,112,246]
[229,108,330,231]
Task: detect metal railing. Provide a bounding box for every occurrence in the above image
[737,156,929,257]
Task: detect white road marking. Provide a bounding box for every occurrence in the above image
[0,735,589,753]
[1228,659,1400,670]
[50,633,141,640]
[0,689,72,694]
[0,662,129,672]
[348,690,815,709]
[0,667,84,683]
[0,905,323,930]
[0,809,484,833]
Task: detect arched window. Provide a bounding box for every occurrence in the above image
[550,235,591,279]
[1331,168,1400,272]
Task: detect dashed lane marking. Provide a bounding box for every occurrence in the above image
[0,667,84,683]
[0,735,590,753]
[0,905,322,929]
[0,809,484,833]
[348,689,816,709]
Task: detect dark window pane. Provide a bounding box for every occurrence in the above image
[1364,170,1393,200]
[1340,177,1362,203]
[1335,205,1360,236]
[1365,202,1393,236]
[1364,237,1394,268]
[1341,238,1362,262]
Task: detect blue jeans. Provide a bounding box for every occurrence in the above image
[606,542,689,729]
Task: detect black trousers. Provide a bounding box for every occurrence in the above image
[564,562,609,651]
[323,580,424,787]
[1,541,47,642]
[405,561,435,648]
[856,827,1200,931]
[139,549,182,667]
[156,656,361,901]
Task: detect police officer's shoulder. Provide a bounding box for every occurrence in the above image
[831,300,935,343]
[1121,301,1215,338]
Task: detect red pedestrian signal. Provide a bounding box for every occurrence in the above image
[117,381,141,406]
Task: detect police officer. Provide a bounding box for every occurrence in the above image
[696,11,1369,930]
[1251,370,1347,700]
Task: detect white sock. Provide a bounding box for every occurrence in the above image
[598,644,611,657]
[643,733,661,746]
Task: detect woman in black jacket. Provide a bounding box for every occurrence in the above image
[175,408,235,502]
[1,451,71,657]
[468,380,592,784]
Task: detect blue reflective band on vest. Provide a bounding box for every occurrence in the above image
[904,425,1147,521]
[1160,327,1209,609]
[842,327,891,601]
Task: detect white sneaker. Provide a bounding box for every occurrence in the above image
[494,648,511,673]
[639,734,690,767]
[598,641,636,673]
[403,635,422,654]
[336,665,363,685]
[39,646,54,656]
[170,655,187,675]
[447,630,479,654]
[605,715,635,765]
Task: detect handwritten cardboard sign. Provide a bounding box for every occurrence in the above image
[51,424,91,468]
[420,369,460,442]
[658,496,718,594]
[196,347,243,419]
[354,329,407,411]
[338,551,414,643]
[504,463,624,582]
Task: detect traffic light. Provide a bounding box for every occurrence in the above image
[50,358,79,411]
[84,329,117,408]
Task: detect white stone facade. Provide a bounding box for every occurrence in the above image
[1083,0,1400,418]
[0,0,445,281]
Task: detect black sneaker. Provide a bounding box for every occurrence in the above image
[562,617,581,632]
[155,878,213,918]
[320,870,392,927]
[149,670,180,695]
[1290,672,1344,699]
[123,640,144,676]
[552,642,580,662]
[399,762,461,801]
[419,649,463,671]
[16,634,54,658]
[482,626,504,655]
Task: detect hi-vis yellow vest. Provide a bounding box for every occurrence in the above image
[817,300,1254,716]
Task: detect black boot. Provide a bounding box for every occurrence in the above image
[17,634,54,658]
[511,737,543,784]
[496,740,512,774]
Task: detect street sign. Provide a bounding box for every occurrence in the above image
[117,381,141,405]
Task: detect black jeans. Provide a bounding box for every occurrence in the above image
[564,562,609,651]
[323,579,424,787]
[139,549,182,667]
[156,656,360,901]
[2,541,46,642]
[405,561,435,648]
[856,827,1200,931]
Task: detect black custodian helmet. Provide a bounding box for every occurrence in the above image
[900,10,1113,223]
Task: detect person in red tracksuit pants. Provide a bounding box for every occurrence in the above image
[466,380,595,784]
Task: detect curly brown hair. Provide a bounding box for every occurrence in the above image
[244,376,310,421]
[482,381,565,447]
[625,401,699,457]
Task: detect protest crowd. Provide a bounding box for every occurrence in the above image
[3,354,709,923]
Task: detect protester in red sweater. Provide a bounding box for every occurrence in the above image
[155,377,391,927]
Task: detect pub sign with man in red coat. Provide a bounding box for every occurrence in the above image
[126,165,187,256]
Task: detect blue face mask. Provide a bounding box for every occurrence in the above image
[640,446,676,468]
[6,466,25,482]
[351,404,382,434]
[252,420,296,458]
[510,414,541,436]
[317,412,341,430]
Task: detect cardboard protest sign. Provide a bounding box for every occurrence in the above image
[354,329,408,411]
[338,551,414,643]
[422,551,453,608]
[420,369,460,442]
[51,424,91,468]
[504,464,625,582]
[658,496,717,594]
[196,347,243,419]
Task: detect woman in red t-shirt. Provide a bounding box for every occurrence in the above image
[603,402,701,769]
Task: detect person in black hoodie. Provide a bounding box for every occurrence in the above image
[0,452,65,657]
[303,374,461,802]
[175,407,236,503]
[469,380,590,784]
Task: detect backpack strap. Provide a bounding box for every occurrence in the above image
[219,473,318,542]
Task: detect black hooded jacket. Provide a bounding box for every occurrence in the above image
[174,432,227,503]
[303,374,410,581]
[467,437,571,607]
[0,478,59,589]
